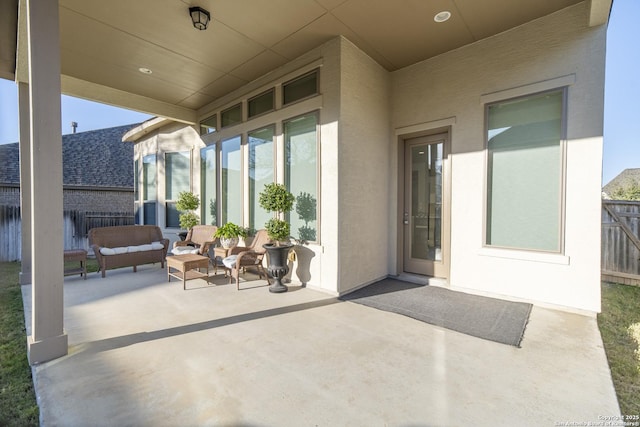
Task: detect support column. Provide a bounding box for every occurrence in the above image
[18,82,32,286]
[26,0,68,364]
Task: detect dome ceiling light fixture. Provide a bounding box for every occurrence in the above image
[138,67,153,74]
[434,11,451,23]
[189,6,211,30]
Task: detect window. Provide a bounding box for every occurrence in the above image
[165,151,191,228]
[485,89,564,252]
[248,126,275,231]
[221,136,242,224]
[221,104,242,128]
[142,154,157,225]
[248,89,274,118]
[134,159,140,224]
[284,113,318,242]
[283,70,318,105]
[200,114,217,135]
[201,145,217,226]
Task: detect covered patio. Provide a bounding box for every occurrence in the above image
[1,0,614,385]
[22,267,619,425]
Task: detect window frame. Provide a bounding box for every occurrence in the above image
[142,154,157,225]
[248,89,275,119]
[282,69,319,106]
[483,87,568,254]
[221,104,243,129]
[200,114,218,135]
[247,125,276,232]
[200,144,218,226]
[283,110,320,243]
[164,151,192,229]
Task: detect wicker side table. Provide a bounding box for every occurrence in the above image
[64,249,88,280]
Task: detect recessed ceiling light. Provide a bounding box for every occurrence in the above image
[434,11,451,23]
[138,67,153,75]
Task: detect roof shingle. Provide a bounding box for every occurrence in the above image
[0,124,137,189]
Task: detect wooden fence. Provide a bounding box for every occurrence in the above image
[0,206,134,262]
[602,200,640,286]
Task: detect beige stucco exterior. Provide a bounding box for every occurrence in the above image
[129,2,605,313]
[390,3,605,312]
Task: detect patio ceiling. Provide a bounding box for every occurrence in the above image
[1,0,611,124]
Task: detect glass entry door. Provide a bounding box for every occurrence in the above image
[403,133,448,277]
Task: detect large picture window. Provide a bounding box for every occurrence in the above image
[142,154,157,225]
[201,145,217,226]
[284,113,318,242]
[248,126,274,232]
[485,89,564,252]
[221,136,242,225]
[165,151,191,228]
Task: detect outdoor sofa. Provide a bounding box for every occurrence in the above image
[88,225,169,278]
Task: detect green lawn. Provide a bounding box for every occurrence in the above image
[598,281,640,415]
[0,262,38,427]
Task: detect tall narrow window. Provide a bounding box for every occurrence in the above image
[285,113,318,242]
[201,145,217,226]
[165,151,191,228]
[134,159,140,224]
[221,136,242,225]
[248,126,274,232]
[486,89,564,252]
[142,154,157,225]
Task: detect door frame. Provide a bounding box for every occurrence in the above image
[396,125,452,280]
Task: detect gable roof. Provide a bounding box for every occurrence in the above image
[0,124,138,189]
[602,168,640,198]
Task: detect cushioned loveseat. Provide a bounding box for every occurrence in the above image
[89,225,169,278]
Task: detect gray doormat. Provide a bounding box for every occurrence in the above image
[339,278,532,347]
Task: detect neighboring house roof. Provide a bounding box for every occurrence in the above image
[602,168,640,198]
[0,124,138,189]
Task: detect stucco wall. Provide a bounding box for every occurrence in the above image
[390,3,606,312]
[337,38,391,292]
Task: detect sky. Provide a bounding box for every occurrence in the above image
[0,0,638,185]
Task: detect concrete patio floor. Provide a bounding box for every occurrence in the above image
[22,264,620,427]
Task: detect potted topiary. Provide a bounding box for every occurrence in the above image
[258,182,295,293]
[214,222,247,249]
[176,191,200,240]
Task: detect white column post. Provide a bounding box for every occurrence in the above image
[26,0,68,364]
[18,81,32,286]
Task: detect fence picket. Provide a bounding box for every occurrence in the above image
[602,201,640,286]
[0,207,134,261]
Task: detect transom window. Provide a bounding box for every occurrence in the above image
[485,89,565,252]
[221,104,242,128]
[200,114,217,135]
[248,89,274,118]
[283,70,318,106]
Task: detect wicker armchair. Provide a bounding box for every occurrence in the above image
[222,229,272,290]
[172,225,218,256]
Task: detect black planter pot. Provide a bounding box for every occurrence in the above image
[263,243,293,293]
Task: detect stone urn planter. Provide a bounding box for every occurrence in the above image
[263,243,293,293]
